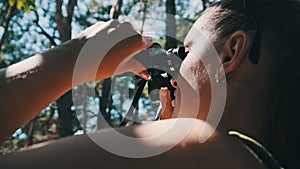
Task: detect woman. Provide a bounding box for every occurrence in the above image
[162,1,300,168]
[0,0,299,168]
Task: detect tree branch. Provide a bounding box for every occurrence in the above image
[55,0,77,42]
[66,0,77,24]
[140,0,147,34]
[45,105,58,137]
[55,0,64,41]
[33,10,57,47]
[0,5,18,54]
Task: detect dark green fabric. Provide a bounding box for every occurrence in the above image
[229,131,284,169]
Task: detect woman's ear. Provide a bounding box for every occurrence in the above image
[219,31,250,74]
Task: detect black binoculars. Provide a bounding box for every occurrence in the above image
[119,43,188,126]
[134,42,188,101]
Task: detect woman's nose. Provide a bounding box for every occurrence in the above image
[170,78,177,89]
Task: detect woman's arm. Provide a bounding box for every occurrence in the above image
[0,20,153,143]
[0,118,266,169]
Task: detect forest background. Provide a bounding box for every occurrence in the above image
[0,0,216,153]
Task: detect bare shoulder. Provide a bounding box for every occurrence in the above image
[0,118,265,169]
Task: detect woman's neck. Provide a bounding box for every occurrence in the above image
[220,80,278,147]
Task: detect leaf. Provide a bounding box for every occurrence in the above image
[27,0,36,8]
[11,0,38,12]
[8,0,16,7]
[16,0,23,10]
[25,5,30,13]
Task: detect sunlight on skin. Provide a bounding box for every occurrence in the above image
[0,20,153,144]
[0,118,265,169]
[87,118,201,158]
[132,118,218,144]
[157,19,226,143]
[15,119,218,153]
[5,54,44,82]
[177,17,226,143]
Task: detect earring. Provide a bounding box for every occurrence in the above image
[215,66,226,84]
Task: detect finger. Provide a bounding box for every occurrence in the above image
[107,19,120,28]
[98,19,120,31]
[75,21,106,39]
[118,22,136,33]
[129,59,150,80]
[104,19,121,34]
[160,87,169,97]
[76,20,120,39]
[160,87,171,101]
[137,70,151,80]
[117,22,154,49]
[115,59,150,80]
[104,22,153,59]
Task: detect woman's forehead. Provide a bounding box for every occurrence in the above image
[184,14,212,46]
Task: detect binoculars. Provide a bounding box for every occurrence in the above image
[119,43,188,126]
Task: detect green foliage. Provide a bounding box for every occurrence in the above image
[0,108,57,154]
[0,8,45,62]
[0,137,26,154]
[8,0,37,13]
[1,0,218,153]
[0,56,10,68]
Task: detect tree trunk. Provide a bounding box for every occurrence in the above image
[165,0,177,49]
[202,0,207,10]
[81,84,87,131]
[97,79,112,129]
[56,91,77,137]
[110,0,123,19]
[97,0,123,129]
[25,117,37,147]
[55,0,79,137]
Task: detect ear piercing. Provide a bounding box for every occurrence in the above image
[215,66,226,84]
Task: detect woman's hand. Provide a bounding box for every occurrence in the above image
[0,20,153,143]
[73,20,153,84]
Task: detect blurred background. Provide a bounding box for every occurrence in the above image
[0,0,217,153]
